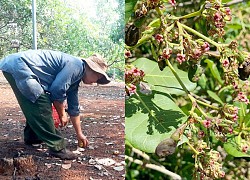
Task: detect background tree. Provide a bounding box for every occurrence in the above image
[0,0,124,80]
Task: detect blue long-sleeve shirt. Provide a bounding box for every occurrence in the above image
[0,49,85,116]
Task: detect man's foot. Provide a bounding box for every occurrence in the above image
[49,148,76,160]
[24,140,43,145]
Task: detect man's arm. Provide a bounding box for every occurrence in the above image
[70,115,89,148]
[53,100,68,127]
[53,101,89,147]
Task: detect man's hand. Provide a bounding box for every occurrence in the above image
[53,101,68,127]
[77,133,89,148]
[60,114,69,127]
[70,115,89,148]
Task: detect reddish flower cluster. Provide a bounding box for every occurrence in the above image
[201,42,210,52]
[192,49,202,59]
[154,34,164,43]
[125,65,145,96]
[231,107,239,122]
[242,144,249,153]
[198,150,225,179]
[162,48,172,59]
[235,92,249,104]
[231,79,250,106]
[126,84,137,95]
[125,66,145,84]
[202,119,212,128]
[213,12,225,28]
[223,105,239,122]
[213,12,222,22]
[135,3,148,18]
[182,38,210,62]
[205,3,232,37]
[191,42,210,60]
[224,7,231,16]
[222,59,229,67]
[196,140,208,153]
[125,49,132,58]
[220,56,239,86]
[176,54,186,64]
[168,0,176,6]
[198,130,205,138]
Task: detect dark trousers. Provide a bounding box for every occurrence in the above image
[3,72,65,151]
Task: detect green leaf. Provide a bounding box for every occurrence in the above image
[148,18,161,28]
[204,59,223,85]
[244,112,250,127]
[198,74,207,89]
[234,101,247,125]
[188,64,198,82]
[188,64,203,82]
[125,91,187,153]
[125,0,138,23]
[224,138,250,157]
[133,58,196,95]
[207,90,224,105]
[177,135,188,147]
[222,0,232,3]
[151,43,158,61]
[227,24,242,31]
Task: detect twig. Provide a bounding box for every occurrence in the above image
[125,155,182,180]
[172,0,244,7]
[191,92,212,105]
[128,146,182,179]
[12,167,17,180]
[99,164,113,176]
[108,59,123,67]
[0,23,9,30]
[179,22,228,48]
[226,0,244,6]
[131,146,161,166]
[0,36,8,41]
[166,59,190,94]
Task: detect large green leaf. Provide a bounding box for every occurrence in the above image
[125,91,187,153]
[133,58,196,95]
[207,90,224,105]
[224,138,250,157]
[204,59,223,85]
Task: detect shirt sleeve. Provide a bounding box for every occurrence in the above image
[48,61,83,103]
[66,80,81,116]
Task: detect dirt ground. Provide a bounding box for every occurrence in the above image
[0,72,125,180]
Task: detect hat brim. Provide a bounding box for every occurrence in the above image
[84,58,111,85]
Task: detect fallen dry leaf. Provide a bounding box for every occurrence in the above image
[105,142,114,145]
[96,158,116,166]
[63,160,72,164]
[72,151,81,155]
[113,166,124,172]
[45,163,52,168]
[88,145,95,150]
[94,164,102,170]
[77,147,85,152]
[88,159,96,165]
[62,163,71,169]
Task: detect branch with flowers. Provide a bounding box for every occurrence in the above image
[125,0,250,179]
